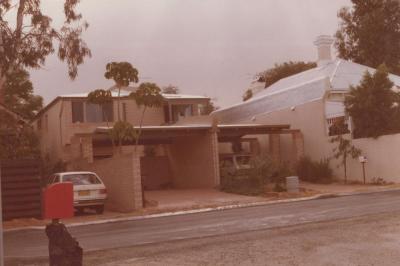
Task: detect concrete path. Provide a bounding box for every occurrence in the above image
[5,190,400,259]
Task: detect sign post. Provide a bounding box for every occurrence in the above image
[358,156,368,184]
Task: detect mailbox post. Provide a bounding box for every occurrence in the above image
[359,156,368,184]
[43,183,82,266]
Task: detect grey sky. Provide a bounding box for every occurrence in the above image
[31,0,350,107]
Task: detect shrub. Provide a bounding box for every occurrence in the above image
[296,156,333,184]
[220,155,293,196]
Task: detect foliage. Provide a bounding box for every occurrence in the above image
[330,134,361,183]
[104,62,139,87]
[129,82,163,147]
[344,65,400,138]
[104,61,139,121]
[87,89,112,106]
[109,121,137,147]
[260,61,316,88]
[328,118,350,136]
[3,68,43,119]
[0,0,91,95]
[220,155,292,196]
[162,85,179,94]
[296,156,333,184]
[335,0,400,75]
[200,100,218,115]
[242,89,253,102]
[244,61,316,101]
[0,110,39,159]
[130,82,164,108]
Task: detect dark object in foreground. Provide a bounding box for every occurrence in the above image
[45,219,83,266]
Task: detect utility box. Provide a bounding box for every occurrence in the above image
[43,183,74,219]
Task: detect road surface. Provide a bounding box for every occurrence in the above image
[4,190,400,261]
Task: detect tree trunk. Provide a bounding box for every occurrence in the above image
[0,74,5,104]
[117,87,121,121]
[344,156,347,184]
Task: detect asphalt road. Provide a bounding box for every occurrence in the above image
[5,190,400,260]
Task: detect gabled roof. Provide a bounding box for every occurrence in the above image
[213,59,400,123]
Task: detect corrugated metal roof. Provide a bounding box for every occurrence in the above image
[214,59,400,123]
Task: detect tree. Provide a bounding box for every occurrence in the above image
[0,110,39,159]
[200,99,218,115]
[3,68,43,119]
[344,65,400,138]
[87,89,112,124]
[244,61,316,101]
[242,89,253,102]
[330,134,361,183]
[162,85,179,94]
[0,0,91,100]
[335,0,400,75]
[129,82,163,147]
[104,62,139,121]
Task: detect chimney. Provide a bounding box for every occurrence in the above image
[314,35,334,65]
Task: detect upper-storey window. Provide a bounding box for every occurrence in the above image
[72,101,84,123]
[72,101,114,123]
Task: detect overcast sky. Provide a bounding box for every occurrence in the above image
[31,0,350,107]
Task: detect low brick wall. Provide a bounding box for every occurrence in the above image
[167,131,220,188]
[76,153,143,212]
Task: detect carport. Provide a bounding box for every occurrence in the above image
[216,124,304,163]
[93,124,220,190]
[73,122,303,212]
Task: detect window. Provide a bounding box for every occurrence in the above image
[328,116,350,136]
[63,174,101,185]
[171,104,193,122]
[86,103,104,122]
[71,101,113,123]
[72,101,84,123]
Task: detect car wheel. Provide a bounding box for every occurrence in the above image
[94,205,104,214]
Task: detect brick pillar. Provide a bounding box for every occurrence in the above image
[132,152,143,209]
[210,131,220,186]
[269,134,281,162]
[292,131,304,162]
[81,136,93,163]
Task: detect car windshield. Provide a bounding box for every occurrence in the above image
[63,174,101,185]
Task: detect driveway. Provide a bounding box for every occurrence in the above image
[145,189,266,209]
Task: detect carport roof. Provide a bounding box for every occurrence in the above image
[92,123,292,144]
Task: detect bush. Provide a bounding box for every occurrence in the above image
[220,155,293,196]
[296,156,333,184]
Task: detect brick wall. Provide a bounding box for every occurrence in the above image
[167,131,220,188]
[76,153,142,212]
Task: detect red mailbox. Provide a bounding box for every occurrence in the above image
[43,182,74,219]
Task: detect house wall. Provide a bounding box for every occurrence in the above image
[76,153,143,212]
[167,131,220,188]
[221,98,400,183]
[239,99,332,162]
[35,100,64,162]
[35,98,165,164]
